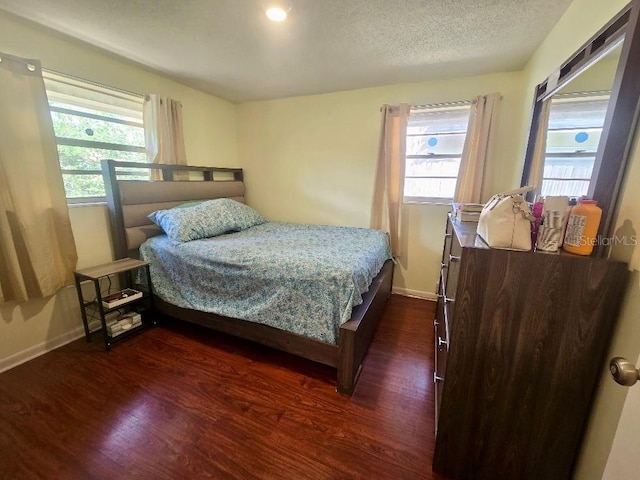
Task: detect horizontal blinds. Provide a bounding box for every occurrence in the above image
[42,70,144,121]
[408,104,471,134]
[548,93,611,130]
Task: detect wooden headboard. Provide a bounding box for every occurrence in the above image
[101,160,245,259]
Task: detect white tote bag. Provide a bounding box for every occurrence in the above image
[476,186,535,250]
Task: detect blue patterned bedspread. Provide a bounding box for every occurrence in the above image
[140,222,392,345]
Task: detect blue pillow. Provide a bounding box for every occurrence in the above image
[148,198,266,242]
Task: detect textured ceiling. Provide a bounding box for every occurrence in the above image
[0,0,572,103]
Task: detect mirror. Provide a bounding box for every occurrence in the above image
[521,1,640,256]
[537,42,622,199]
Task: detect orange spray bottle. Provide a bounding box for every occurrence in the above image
[563,199,602,255]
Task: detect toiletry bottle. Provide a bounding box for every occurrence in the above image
[563,199,602,255]
[531,197,544,248]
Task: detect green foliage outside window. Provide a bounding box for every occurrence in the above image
[48,102,146,199]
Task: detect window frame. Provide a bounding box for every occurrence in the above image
[540,93,610,198]
[403,103,472,204]
[44,71,146,204]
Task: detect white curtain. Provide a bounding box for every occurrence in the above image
[0,52,78,304]
[525,98,552,198]
[143,94,188,181]
[371,104,410,257]
[454,92,502,203]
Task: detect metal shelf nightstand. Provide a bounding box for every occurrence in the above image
[73,258,155,351]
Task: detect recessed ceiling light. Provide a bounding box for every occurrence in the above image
[266,7,288,22]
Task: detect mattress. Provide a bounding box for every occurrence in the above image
[140,221,392,344]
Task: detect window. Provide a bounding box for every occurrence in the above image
[43,72,147,202]
[542,93,610,197]
[403,104,472,203]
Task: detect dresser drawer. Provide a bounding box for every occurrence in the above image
[435,215,455,431]
[440,219,453,280]
[445,226,461,293]
[434,303,448,430]
[435,306,448,370]
[445,257,459,304]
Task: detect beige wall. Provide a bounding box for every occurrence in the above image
[516,0,639,478]
[237,72,526,296]
[516,0,628,163]
[0,12,238,168]
[236,0,639,475]
[578,138,640,479]
[0,11,238,366]
[0,205,114,368]
[602,351,640,480]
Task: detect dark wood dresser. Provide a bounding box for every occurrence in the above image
[433,214,629,480]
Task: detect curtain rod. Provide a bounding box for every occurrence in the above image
[42,67,145,100]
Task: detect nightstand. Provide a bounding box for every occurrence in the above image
[74,258,155,351]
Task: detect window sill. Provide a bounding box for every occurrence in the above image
[67,201,107,208]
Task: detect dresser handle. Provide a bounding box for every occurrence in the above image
[444,296,455,304]
[441,262,448,270]
[444,233,452,239]
[434,372,445,383]
[449,254,460,262]
[434,319,440,326]
[438,336,448,347]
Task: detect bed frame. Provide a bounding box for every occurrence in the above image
[101,160,393,395]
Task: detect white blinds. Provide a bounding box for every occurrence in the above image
[548,93,611,130]
[42,70,144,121]
[408,104,472,134]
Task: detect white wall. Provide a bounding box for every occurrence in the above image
[237,72,526,296]
[0,11,239,367]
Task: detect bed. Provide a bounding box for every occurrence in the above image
[101,160,394,395]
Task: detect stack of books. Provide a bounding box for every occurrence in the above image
[107,312,142,337]
[452,203,485,222]
[87,310,121,333]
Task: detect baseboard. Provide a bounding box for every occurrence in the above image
[392,287,437,301]
[0,327,85,374]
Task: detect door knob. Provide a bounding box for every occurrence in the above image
[609,357,640,386]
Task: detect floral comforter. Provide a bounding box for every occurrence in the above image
[140,222,392,345]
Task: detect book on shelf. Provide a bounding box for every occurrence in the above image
[88,310,122,333]
[452,202,484,222]
[452,202,485,213]
[108,312,142,337]
[456,211,481,222]
[102,288,143,309]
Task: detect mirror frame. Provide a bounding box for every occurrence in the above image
[520,0,640,257]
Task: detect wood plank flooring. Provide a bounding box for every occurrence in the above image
[0,295,445,479]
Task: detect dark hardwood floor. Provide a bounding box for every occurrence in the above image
[0,295,443,479]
